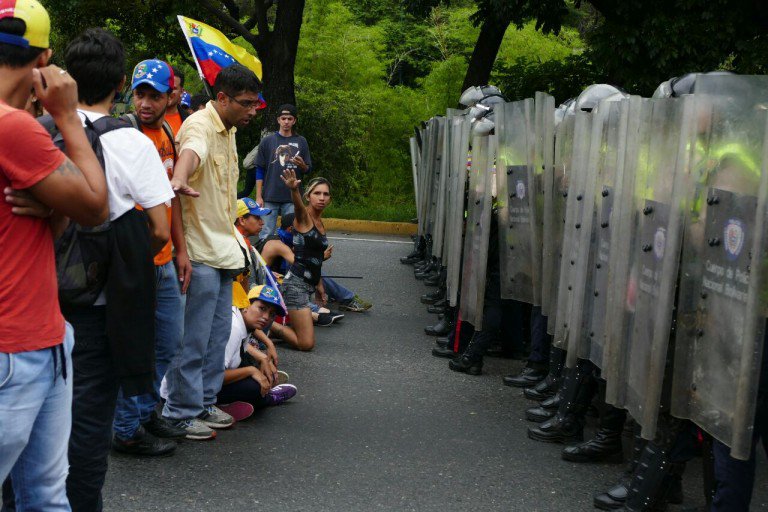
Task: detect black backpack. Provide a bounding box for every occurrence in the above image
[38,112,131,307]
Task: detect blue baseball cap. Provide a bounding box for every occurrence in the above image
[247,285,286,316]
[237,197,271,218]
[131,59,174,93]
[180,91,191,107]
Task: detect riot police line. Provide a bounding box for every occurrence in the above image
[402,74,768,511]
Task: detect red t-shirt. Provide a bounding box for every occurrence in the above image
[0,101,66,352]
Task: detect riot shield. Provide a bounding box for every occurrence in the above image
[409,136,420,220]
[459,133,494,329]
[432,115,451,259]
[604,96,697,440]
[446,114,471,308]
[579,99,631,369]
[417,118,440,238]
[424,118,445,241]
[535,92,556,310]
[545,113,575,336]
[553,110,593,352]
[496,99,537,304]
[671,75,768,460]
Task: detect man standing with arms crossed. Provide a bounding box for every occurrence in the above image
[0,1,108,508]
[165,64,263,440]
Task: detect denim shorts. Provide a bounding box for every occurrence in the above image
[281,272,315,310]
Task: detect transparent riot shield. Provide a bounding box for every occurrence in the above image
[553,110,593,351]
[496,99,537,304]
[579,99,631,369]
[671,75,768,460]
[409,136,420,221]
[545,113,575,336]
[432,116,451,259]
[417,118,439,238]
[535,92,556,310]
[604,96,697,440]
[446,114,471,308]
[459,133,493,329]
[424,118,445,240]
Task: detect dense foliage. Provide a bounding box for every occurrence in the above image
[38,0,768,220]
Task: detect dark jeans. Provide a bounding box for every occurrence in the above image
[528,306,551,365]
[64,306,120,512]
[463,298,525,362]
[217,377,270,409]
[711,396,767,511]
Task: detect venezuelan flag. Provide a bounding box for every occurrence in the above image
[177,15,264,104]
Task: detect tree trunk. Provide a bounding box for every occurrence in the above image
[261,0,305,131]
[459,13,511,101]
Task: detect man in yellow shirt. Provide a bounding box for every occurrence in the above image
[163,64,262,440]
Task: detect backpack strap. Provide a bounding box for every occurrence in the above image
[161,120,178,162]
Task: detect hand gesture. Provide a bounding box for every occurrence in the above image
[170,177,200,197]
[280,169,301,190]
[255,194,264,207]
[323,244,334,261]
[32,65,78,120]
[175,250,192,294]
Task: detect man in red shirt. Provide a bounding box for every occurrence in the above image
[0,0,108,509]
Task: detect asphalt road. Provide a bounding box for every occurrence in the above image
[103,232,767,511]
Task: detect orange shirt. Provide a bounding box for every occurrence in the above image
[165,109,183,137]
[141,125,176,265]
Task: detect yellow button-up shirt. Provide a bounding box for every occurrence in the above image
[177,102,245,270]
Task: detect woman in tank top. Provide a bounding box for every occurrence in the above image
[279,169,331,351]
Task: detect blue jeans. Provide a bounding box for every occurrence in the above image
[113,262,184,439]
[0,324,74,512]
[163,262,232,420]
[323,277,354,303]
[260,201,294,240]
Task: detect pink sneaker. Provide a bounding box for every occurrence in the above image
[265,384,297,406]
[216,401,254,422]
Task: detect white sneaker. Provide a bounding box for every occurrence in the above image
[197,405,234,429]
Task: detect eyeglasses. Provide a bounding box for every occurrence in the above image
[227,94,260,109]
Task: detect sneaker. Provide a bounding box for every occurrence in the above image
[143,411,187,439]
[217,401,254,422]
[339,296,370,312]
[329,311,345,323]
[277,370,290,384]
[112,426,177,456]
[265,384,298,406]
[168,418,216,440]
[316,312,334,326]
[197,405,234,429]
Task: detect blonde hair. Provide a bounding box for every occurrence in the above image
[303,177,331,202]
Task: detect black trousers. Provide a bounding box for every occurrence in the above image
[64,306,120,512]
[217,377,271,409]
[528,306,551,366]
[463,296,525,362]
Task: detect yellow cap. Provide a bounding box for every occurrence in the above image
[0,0,51,49]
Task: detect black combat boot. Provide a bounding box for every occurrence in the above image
[562,404,626,463]
[420,287,445,305]
[524,347,566,401]
[622,442,686,511]
[425,314,453,336]
[448,355,483,375]
[594,424,646,510]
[527,359,597,444]
[400,236,425,264]
[525,391,561,422]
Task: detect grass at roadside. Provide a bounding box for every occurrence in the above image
[324,201,416,222]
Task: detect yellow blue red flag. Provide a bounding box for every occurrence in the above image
[177,15,265,106]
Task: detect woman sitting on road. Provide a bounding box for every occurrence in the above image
[279,170,331,350]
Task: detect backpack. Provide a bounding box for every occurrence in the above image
[38,112,131,307]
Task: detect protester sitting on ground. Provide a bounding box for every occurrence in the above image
[265,213,372,312]
[278,171,331,351]
[217,285,298,411]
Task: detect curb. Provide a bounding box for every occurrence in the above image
[322,218,417,236]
